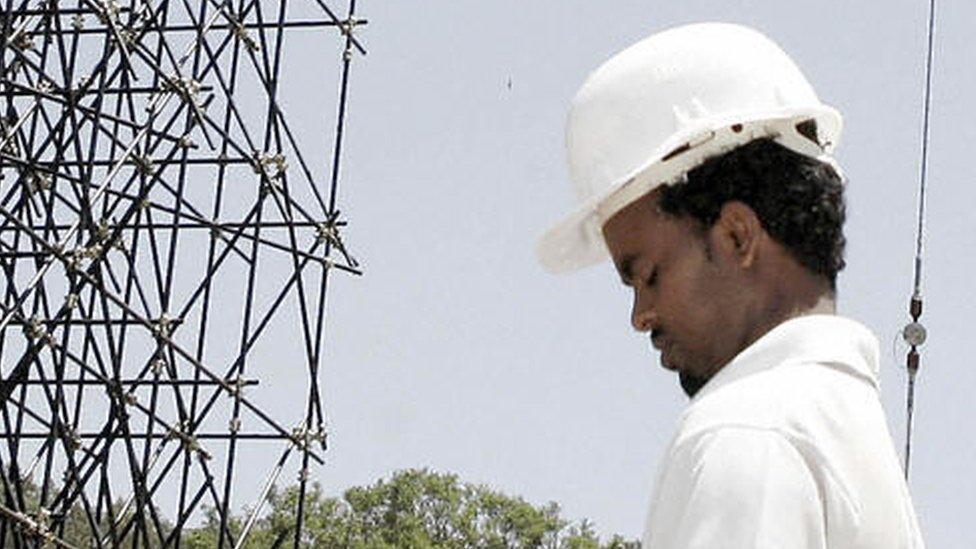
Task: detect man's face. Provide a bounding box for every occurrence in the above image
[602,192,744,397]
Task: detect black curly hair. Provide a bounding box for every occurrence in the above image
[658,138,846,289]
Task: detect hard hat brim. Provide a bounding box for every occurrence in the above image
[536,106,842,274]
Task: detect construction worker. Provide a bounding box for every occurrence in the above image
[538,23,925,548]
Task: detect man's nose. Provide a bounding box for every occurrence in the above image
[631,300,656,332]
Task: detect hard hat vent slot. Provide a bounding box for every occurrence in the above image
[662,130,717,162]
[795,118,820,146]
[661,143,691,162]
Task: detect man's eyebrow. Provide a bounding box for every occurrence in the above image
[616,254,636,285]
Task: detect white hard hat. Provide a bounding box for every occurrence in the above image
[537,22,843,274]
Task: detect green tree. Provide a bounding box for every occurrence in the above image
[184,468,640,548]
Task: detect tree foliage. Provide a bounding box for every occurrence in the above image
[184,468,639,549]
[5,468,639,548]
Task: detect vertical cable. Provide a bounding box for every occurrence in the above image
[903,0,938,479]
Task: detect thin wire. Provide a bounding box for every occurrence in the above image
[913,0,937,296]
[904,362,917,478]
[905,0,938,479]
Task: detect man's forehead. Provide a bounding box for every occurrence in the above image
[602,190,674,253]
[602,190,666,238]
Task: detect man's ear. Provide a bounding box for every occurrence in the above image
[711,201,762,268]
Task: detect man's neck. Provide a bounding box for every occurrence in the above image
[684,293,837,399]
[746,290,836,353]
[805,294,837,315]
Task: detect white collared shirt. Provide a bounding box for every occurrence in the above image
[642,315,924,548]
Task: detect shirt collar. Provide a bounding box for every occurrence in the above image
[691,314,881,403]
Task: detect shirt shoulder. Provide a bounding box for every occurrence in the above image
[674,361,869,509]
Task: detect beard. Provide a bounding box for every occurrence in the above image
[679,370,709,398]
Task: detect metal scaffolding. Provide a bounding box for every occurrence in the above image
[0,0,363,546]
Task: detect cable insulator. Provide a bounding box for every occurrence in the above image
[910,296,923,321]
[906,347,920,374]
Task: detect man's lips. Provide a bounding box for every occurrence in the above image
[650,330,679,371]
[650,330,665,350]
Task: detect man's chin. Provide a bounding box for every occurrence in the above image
[678,371,708,398]
[659,349,707,397]
[658,349,679,372]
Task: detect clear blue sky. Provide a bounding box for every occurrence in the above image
[301,1,975,545]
